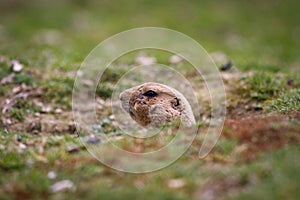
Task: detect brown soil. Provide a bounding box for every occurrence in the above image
[222,113,300,161]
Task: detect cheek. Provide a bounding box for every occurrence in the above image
[134,102,150,113]
[129,93,139,107]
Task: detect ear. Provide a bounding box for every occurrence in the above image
[171,97,182,110]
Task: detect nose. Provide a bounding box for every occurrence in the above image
[119,92,124,101]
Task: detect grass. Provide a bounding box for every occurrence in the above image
[10,108,25,122]
[233,146,300,200]
[96,83,114,99]
[14,72,37,86]
[42,77,74,108]
[0,123,299,199]
[239,71,300,114]
[244,71,285,100]
[0,151,26,170]
[0,62,11,79]
[269,89,300,113]
[0,0,300,199]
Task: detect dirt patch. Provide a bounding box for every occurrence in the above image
[222,113,300,161]
[5,111,76,135]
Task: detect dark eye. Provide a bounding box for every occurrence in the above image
[143,90,158,97]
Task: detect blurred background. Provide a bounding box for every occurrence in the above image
[0,0,299,72]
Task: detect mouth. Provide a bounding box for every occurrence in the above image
[121,101,130,113]
[129,109,135,119]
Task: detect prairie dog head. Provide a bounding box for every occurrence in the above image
[119,82,195,127]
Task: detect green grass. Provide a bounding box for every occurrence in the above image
[96,82,114,99]
[269,89,300,113]
[0,62,11,79]
[240,71,299,113]
[1,125,300,199]
[0,151,26,170]
[233,146,300,200]
[14,72,37,86]
[245,71,285,100]
[42,77,74,108]
[10,108,25,122]
[6,98,41,122]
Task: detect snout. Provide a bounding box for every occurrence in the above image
[119,91,130,113]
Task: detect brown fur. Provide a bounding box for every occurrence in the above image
[120,82,195,127]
